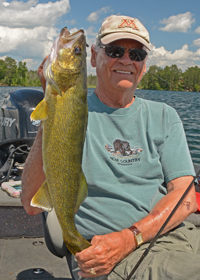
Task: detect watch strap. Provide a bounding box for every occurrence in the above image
[128,225,144,247]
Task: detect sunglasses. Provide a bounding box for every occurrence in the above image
[99,44,147,61]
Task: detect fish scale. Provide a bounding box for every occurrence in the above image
[30,28,91,255]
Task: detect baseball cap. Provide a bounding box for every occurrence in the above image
[96,15,151,51]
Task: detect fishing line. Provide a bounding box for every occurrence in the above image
[126,169,200,280]
[154,73,183,91]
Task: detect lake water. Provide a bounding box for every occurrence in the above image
[0,86,199,165]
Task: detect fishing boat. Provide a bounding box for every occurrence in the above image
[0,88,200,279]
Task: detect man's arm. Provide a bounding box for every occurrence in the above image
[76,176,197,278]
[21,126,45,215]
[21,56,48,215]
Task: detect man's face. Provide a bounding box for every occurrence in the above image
[91,39,147,94]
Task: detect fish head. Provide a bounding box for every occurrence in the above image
[47,29,87,93]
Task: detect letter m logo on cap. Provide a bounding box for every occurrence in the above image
[118,19,139,30]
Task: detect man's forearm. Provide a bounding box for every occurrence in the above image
[21,126,45,215]
[130,176,197,244]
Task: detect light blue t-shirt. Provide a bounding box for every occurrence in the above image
[75,92,195,240]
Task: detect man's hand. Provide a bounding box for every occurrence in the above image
[37,55,49,92]
[75,229,135,277]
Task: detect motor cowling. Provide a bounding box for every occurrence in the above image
[0,88,43,152]
[0,89,44,180]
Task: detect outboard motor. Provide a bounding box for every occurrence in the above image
[0,88,44,183]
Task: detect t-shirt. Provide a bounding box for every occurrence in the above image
[75,92,195,240]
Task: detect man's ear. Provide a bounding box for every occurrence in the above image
[91,45,97,67]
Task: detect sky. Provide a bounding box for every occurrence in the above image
[1,0,200,75]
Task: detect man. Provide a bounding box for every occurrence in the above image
[21,15,200,280]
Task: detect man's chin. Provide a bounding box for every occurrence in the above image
[115,80,136,91]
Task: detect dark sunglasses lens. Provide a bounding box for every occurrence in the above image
[105,46,124,58]
[129,49,147,61]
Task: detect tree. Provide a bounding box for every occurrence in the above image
[141,65,161,90]
[16,61,28,86]
[3,57,17,86]
[0,60,7,81]
[184,66,200,91]
[87,74,97,87]
[140,64,183,91]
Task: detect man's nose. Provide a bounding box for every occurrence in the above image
[118,50,133,64]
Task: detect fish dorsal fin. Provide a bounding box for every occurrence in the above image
[75,172,88,213]
[30,98,48,121]
[31,180,53,212]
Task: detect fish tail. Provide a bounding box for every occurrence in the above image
[64,232,91,255]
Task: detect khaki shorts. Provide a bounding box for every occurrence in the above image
[71,222,200,280]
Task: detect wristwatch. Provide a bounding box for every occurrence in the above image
[128,225,144,247]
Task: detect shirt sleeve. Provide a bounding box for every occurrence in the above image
[160,109,195,184]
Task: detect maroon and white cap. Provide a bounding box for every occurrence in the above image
[96,15,151,51]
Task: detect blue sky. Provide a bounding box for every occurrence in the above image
[1,0,200,75]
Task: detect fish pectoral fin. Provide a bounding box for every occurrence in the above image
[75,172,88,213]
[50,83,62,96]
[31,181,53,212]
[30,98,48,121]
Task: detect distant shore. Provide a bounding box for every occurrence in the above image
[0,84,96,88]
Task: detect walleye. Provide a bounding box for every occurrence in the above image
[30,28,91,255]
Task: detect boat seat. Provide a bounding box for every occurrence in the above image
[41,209,69,258]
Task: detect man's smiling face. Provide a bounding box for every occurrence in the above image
[91,39,147,94]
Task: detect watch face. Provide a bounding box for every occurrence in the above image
[136,233,143,246]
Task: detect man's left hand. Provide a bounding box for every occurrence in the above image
[75,229,136,277]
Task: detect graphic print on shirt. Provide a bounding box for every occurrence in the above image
[105,139,143,166]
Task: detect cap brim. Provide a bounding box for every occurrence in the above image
[101,33,151,51]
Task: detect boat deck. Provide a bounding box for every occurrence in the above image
[0,187,72,280]
[0,237,72,280]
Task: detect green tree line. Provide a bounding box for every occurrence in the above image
[0,57,41,86]
[1,56,200,91]
[0,57,97,87]
[138,64,200,92]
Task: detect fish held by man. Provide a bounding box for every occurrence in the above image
[30,28,91,255]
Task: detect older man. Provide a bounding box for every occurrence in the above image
[21,15,200,280]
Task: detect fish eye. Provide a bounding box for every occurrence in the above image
[74,47,82,54]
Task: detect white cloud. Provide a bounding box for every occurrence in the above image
[0,0,70,28]
[22,58,38,69]
[85,26,97,37]
[147,44,200,71]
[193,38,200,47]
[87,6,110,22]
[66,19,76,25]
[0,55,7,60]
[195,27,200,34]
[69,27,78,34]
[0,26,58,57]
[0,0,71,69]
[3,1,10,7]
[159,12,195,33]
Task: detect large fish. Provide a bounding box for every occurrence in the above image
[30,28,91,255]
